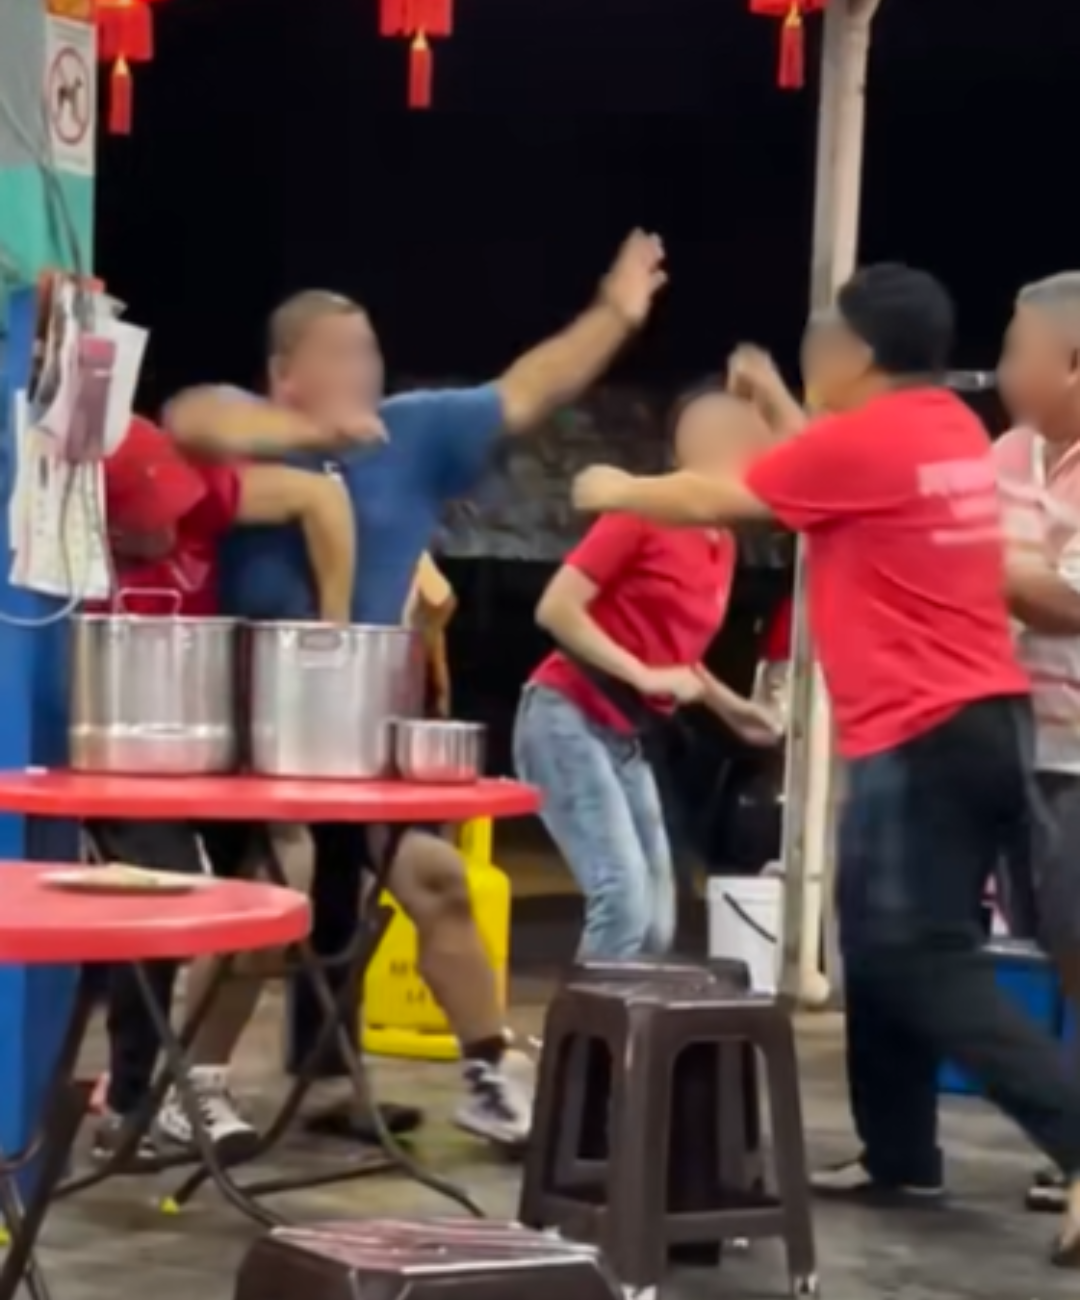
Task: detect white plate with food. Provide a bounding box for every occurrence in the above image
[42,864,214,895]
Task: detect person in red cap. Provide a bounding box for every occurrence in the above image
[88,403,359,1163]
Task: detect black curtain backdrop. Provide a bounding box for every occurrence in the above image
[92,0,1080,780]
[96,0,1080,405]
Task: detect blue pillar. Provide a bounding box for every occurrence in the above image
[0,0,97,1162]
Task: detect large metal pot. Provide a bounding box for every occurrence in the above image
[248,622,424,779]
[69,606,239,775]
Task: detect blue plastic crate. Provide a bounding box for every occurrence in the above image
[939,940,1061,1097]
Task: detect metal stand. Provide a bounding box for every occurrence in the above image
[50,822,486,1228]
[0,975,95,1300]
[161,822,484,1220]
[779,0,880,1006]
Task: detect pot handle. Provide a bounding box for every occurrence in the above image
[114,588,183,616]
[295,625,349,668]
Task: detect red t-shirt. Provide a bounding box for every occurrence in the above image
[92,418,242,616]
[744,388,1029,758]
[531,513,737,733]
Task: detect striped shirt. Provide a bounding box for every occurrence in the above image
[995,427,1080,773]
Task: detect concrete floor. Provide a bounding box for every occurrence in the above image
[25,969,1080,1300]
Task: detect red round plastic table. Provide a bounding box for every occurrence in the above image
[0,863,309,1300]
[0,860,309,964]
[0,769,542,1228]
[0,771,541,824]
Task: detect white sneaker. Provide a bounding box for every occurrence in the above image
[455,1049,534,1147]
[155,1065,259,1162]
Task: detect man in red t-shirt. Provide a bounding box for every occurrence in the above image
[572,265,1080,1265]
[89,411,355,1163]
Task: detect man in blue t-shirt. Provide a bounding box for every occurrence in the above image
[165,230,667,1144]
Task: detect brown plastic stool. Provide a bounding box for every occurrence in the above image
[519,979,817,1297]
[559,957,762,1214]
[234,1218,623,1300]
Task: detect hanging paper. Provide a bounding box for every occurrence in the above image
[9,421,110,601]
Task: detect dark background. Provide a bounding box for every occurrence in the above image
[93,0,1080,800]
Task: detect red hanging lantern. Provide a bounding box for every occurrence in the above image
[95,0,161,135]
[416,0,452,39]
[748,0,826,91]
[379,0,453,109]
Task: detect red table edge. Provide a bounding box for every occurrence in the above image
[0,772,542,824]
[0,869,312,964]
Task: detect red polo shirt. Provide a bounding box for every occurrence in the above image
[94,417,242,615]
[744,388,1029,758]
[531,513,737,733]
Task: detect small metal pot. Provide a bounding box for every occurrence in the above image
[393,720,485,784]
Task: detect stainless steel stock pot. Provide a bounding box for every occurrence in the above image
[247,622,424,779]
[69,600,239,775]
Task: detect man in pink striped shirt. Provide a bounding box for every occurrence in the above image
[997,271,1080,1214]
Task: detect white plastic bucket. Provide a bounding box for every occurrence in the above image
[707,874,783,993]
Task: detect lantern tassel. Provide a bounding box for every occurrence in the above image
[380,0,407,37]
[418,0,453,38]
[778,7,805,90]
[408,32,433,109]
[108,58,133,134]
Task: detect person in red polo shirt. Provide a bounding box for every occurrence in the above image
[513,386,779,959]
[88,407,356,1163]
[570,264,1080,1265]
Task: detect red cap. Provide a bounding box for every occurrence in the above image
[104,417,207,535]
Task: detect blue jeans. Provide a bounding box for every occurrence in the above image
[838,694,1080,1184]
[513,684,675,959]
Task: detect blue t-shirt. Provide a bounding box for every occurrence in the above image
[219,385,505,624]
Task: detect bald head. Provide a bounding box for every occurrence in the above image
[999,272,1080,438]
[268,290,366,360]
[1016,272,1080,348]
[267,289,383,411]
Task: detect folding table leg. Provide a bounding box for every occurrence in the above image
[54,955,238,1198]
[0,975,95,1300]
[163,823,404,1213]
[128,963,285,1228]
[163,822,485,1218]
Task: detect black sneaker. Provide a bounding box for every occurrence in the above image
[1027,1166,1067,1213]
[811,1157,944,1205]
[91,1111,160,1168]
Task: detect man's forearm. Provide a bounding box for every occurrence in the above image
[167,389,323,459]
[698,669,744,718]
[1008,568,1080,635]
[762,391,807,439]
[606,471,754,527]
[497,300,635,433]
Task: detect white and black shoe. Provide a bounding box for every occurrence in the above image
[455,1050,534,1148]
[91,1110,161,1167]
[1027,1166,1067,1213]
[155,1066,259,1163]
[811,1156,944,1205]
